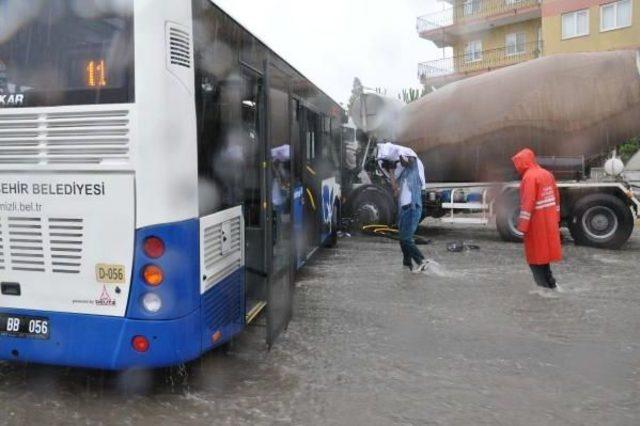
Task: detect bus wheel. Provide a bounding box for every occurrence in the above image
[351,186,395,230]
[569,193,634,249]
[496,193,524,243]
[324,203,339,248]
[116,368,155,394]
[219,338,234,354]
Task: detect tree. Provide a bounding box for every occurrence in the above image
[347,77,363,114]
[398,87,428,104]
[618,136,640,163]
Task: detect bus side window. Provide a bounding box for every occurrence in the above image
[292,98,303,182]
[241,73,263,228]
[306,112,318,162]
[193,10,267,220]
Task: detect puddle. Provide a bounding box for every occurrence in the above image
[591,255,625,265]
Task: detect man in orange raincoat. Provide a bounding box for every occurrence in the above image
[512,148,562,289]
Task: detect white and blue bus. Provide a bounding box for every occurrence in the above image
[0,0,344,370]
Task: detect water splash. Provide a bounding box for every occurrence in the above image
[529,287,560,299]
[420,259,460,278]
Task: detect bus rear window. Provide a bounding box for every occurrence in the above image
[0,0,134,108]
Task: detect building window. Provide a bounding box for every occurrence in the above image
[464,40,483,63]
[505,32,526,56]
[562,9,590,39]
[463,0,480,16]
[537,26,543,53]
[601,0,632,32]
[463,0,472,16]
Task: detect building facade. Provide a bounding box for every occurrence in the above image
[418,0,639,88]
[542,0,639,54]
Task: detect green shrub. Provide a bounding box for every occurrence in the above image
[619,137,640,163]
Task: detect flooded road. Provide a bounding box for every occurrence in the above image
[1,224,640,425]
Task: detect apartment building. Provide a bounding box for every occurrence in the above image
[543,0,639,54]
[417,0,638,88]
[417,0,543,88]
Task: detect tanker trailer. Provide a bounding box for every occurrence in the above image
[397,49,640,183]
[345,49,640,249]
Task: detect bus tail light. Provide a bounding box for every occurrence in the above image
[143,236,165,258]
[142,265,164,286]
[132,336,150,353]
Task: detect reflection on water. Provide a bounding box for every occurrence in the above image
[1,225,639,425]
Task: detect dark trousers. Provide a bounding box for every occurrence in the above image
[529,264,557,289]
[398,204,424,266]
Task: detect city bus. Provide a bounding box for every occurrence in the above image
[0,0,344,370]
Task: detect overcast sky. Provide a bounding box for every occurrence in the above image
[214,0,447,105]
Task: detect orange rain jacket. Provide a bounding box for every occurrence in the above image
[512,149,562,265]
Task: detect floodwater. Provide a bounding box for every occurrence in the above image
[1,223,640,425]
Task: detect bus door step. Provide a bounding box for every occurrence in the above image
[246,300,267,325]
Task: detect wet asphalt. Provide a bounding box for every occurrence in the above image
[1,223,640,426]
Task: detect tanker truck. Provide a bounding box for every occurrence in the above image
[344,49,640,249]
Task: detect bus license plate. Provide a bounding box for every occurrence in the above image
[96,263,126,284]
[0,314,50,339]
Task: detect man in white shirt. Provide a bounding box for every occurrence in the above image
[377,142,428,272]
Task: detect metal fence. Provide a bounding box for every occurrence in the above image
[417,0,541,33]
[418,41,543,81]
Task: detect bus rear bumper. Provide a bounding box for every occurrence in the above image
[0,308,205,370]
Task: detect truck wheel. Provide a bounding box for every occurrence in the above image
[350,186,395,229]
[419,205,428,223]
[569,193,634,249]
[496,193,524,243]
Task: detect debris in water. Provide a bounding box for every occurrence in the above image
[447,241,480,253]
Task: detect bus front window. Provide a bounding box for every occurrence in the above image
[0,60,7,92]
[0,0,134,107]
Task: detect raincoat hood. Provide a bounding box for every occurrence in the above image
[512,148,538,176]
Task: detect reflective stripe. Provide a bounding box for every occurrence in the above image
[536,197,556,206]
[535,202,556,210]
[519,211,531,220]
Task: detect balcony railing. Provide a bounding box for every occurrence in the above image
[417,0,541,33]
[418,41,542,82]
